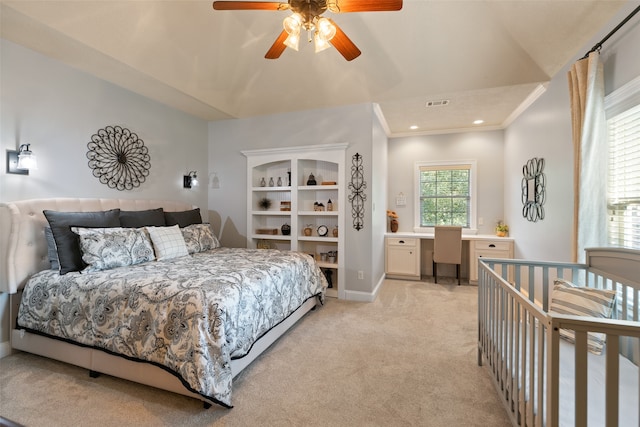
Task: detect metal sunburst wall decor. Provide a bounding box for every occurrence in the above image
[87,126,151,191]
[348,152,367,231]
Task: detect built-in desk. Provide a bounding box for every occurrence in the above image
[385,233,514,283]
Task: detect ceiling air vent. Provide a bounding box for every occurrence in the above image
[425,99,450,107]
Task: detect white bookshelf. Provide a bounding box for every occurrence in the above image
[243,143,347,298]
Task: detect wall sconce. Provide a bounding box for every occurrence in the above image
[7,144,38,175]
[210,172,220,189]
[183,171,198,188]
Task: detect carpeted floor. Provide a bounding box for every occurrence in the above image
[0,278,511,427]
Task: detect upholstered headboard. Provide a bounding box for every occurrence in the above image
[0,198,196,294]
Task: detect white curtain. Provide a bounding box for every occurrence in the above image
[568,52,608,263]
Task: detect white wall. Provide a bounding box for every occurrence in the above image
[0,40,208,207]
[388,130,505,235]
[0,39,209,356]
[504,3,640,263]
[208,103,384,296]
[371,109,389,294]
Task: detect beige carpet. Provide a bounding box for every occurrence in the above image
[0,279,511,427]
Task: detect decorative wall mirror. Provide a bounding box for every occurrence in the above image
[521,157,546,222]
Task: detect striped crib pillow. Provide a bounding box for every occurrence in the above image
[550,279,617,355]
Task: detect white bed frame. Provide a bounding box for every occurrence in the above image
[0,198,319,408]
[477,248,640,426]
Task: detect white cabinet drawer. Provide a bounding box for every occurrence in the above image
[470,239,514,282]
[386,237,418,247]
[474,240,511,251]
[476,250,511,260]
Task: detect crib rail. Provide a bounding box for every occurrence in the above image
[478,257,640,427]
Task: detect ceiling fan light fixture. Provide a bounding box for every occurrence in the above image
[283,13,303,35]
[284,33,300,51]
[314,32,332,53]
[316,17,336,41]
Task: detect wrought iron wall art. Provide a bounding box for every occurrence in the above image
[521,157,546,222]
[348,152,367,231]
[87,126,151,191]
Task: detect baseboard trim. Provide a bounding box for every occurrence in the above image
[344,274,385,302]
[0,340,13,358]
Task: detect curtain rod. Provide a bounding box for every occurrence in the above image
[580,4,640,59]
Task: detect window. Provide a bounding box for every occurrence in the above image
[607,104,640,248]
[606,79,640,250]
[415,161,476,231]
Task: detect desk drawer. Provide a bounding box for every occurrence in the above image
[386,237,418,247]
[470,238,514,283]
[474,240,511,251]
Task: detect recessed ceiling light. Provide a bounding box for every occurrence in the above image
[410,125,419,130]
[473,119,484,125]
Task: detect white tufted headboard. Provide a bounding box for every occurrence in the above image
[0,198,196,294]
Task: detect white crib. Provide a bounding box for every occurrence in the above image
[478,247,640,427]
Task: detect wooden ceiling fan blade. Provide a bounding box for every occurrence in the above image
[328,20,361,61]
[328,0,402,13]
[265,30,289,59]
[213,1,289,11]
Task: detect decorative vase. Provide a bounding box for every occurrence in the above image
[390,219,399,233]
[281,223,291,235]
[307,173,317,185]
[496,230,507,237]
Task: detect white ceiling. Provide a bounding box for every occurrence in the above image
[0,0,628,136]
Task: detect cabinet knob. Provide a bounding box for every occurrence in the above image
[399,240,405,243]
[489,244,496,248]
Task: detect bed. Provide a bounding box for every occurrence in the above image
[0,198,327,408]
[477,248,640,426]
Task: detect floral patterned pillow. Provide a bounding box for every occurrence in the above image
[71,227,155,272]
[181,223,220,254]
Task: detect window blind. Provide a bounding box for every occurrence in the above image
[607,103,640,249]
[419,164,471,227]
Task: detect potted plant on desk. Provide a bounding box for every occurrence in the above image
[496,220,509,237]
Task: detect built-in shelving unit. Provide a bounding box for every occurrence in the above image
[243,143,347,298]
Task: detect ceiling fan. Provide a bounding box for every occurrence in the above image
[212,0,403,61]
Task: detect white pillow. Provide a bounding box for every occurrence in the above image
[146,225,189,261]
[72,227,155,272]
[550,278,617,355]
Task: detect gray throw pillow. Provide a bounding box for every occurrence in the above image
[164,208,202,228]
[119,208,166,228]
[43,209,121,275]
[44,227,60,270]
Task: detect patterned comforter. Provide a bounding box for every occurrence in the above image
[16,248,327,407]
